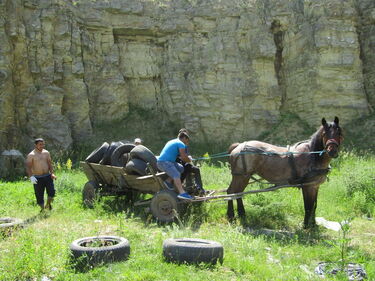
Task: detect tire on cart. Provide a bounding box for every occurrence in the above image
[150,190,185,222]
[163,238,224,265]
[82,181,99,208]
[111,144,136,167]
[85,142,109,163]
[129,145,157,171]
[70,235,130,267]
[125,158,148,176]
[99,141,123,165]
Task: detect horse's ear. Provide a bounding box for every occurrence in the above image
[334,116,339,125]
[322,118,327,127]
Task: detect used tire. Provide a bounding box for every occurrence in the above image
[70,235,130,266]
[111,144,136,167]
[125,158,148,176]
[85,142,109,163]
[151,190,185,222]
[82,181,98,208]
[163,238,224,265]
[0,217,24,233]
[99,141,123,165]
[129,145,157,171]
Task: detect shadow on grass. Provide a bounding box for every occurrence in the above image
[98,193,149,218]
[0,211,51,240]
[240,223,332,246]
[96,192,210,231]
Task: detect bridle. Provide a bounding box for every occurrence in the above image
[325,138,340,149]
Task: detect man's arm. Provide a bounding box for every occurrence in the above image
[179,148,192,163]
[25,155,33,177]
[26,155,38,184]
[46,152,57,179]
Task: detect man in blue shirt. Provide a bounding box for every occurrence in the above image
[157,131,193,200]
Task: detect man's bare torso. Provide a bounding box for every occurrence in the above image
[27,149,51,176]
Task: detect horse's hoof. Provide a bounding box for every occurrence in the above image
[227,216,235,224]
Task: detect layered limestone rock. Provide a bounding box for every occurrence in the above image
[0,0,373,150]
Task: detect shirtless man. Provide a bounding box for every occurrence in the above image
[26,138,57,212]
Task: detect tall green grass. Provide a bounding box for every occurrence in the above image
[0,152,374,280]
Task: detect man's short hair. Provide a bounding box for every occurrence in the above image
[34,138,44,144]
[178,131,189,140]
[134,138,142,144]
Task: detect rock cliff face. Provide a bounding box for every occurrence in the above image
[0,0,373,150]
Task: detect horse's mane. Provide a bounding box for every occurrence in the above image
[309,125,325,162]
[310,126,325,151]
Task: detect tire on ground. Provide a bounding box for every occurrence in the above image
[129,145,157,171]
[82,181,98,208]
[0,217,24,233]
[125,158,148,176]
[163,238,224,265]
[99,141,123,165]
[150,190,185,222]
[70,235,130,266]
[85,142,109,163]
[111,144,136,167]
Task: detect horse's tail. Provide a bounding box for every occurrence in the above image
[228,142,240,154]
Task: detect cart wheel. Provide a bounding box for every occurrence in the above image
[151,190,183,222]
[82,181,98,208]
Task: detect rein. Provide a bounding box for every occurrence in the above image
[193,149,327,161]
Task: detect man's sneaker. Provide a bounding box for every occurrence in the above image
[164,181,175,191]
[177,192,194,200]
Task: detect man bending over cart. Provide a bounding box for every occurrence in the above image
[157,131,194,200]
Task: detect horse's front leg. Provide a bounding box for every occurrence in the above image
[227,200,235,222]
[302,185,319,228]
[228,175,250,220]
[237,198,246,218]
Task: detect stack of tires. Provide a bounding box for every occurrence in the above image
[125,145,158,176]
[85,142,158,176]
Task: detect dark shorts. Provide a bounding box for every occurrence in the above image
[33,174,55,205]
[157,161,184,179]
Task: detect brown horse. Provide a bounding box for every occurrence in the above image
[227,117,343,228]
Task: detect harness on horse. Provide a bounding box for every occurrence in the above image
[287,144,330,185]
[233,144,331,186]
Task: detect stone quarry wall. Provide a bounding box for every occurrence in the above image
[0,0,373,150]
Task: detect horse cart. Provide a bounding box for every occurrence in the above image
[80,161,198,222]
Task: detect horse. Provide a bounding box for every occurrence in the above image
[227,117,343,228]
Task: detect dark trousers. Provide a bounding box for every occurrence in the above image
[33,174,55,206]
[180,163,203,190]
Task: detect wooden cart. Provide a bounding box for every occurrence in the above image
[80,162,299,222]
[80,161,187,222]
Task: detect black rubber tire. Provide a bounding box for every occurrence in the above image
[129,145,157,171]
[163,238,224,265]
[125,158,148,176]
[111,144,136,167]
[99,141,123,165]
[150,190,185,222]
[0,217,24,232]
[70,235,130,266]
[85,142,109,163]
[82,181,98,208]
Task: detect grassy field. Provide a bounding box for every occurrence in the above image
[0,150,374,280]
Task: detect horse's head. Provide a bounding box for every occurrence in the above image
[321,116,343,158]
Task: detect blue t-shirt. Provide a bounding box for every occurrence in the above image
[158,138,186,162]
